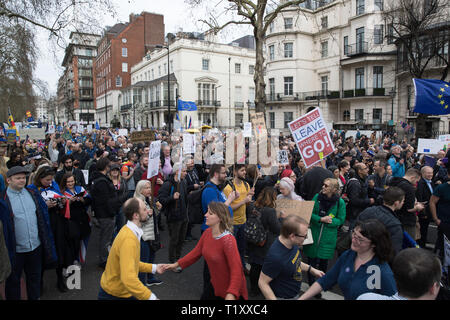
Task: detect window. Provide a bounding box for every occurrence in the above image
[373,66,383,88]
[321,41,328,58]
[374,25,384,44]
[158,66,161,76]
[373,108,382,124]
[249,87,255,104]
[170,60,173,72]
[356,27,365,53]
[284,112,293,128]
[284,77,293,96]
[269,45,275,61]
[344,36,349,55]
[164,63,167,74]
[235,86,242,106]
[202,59,209,71]
[374,0,383,11]
[122,63,128,73]
[151,69,154,79]
[235,63,241,74]
[355,109,364,121]
[321,16,328,29]
[387,24,394,44]
[269,112,275,129]
[269,22,274,33]
[284,18,293,30]
[343,110,350,121]
[235,113,244,127]
[284,42,293,58]
[197,83,216,105]
[269,78,275,100]
[356,0,365,15]
[122,47,128,57]
[249,65,255,75]
[355,67,365,89]
[321,76,328,94]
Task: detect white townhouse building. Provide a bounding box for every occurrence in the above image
[264,0,398,133]
[119,33,256,129]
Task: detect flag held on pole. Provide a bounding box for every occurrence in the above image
[413,78,450,115]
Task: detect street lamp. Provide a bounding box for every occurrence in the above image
[228,57,231,128]
[389,88,396,133]
[98,75,108,127]
[155,44,171,133]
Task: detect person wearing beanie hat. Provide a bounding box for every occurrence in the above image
[277,177,303,201]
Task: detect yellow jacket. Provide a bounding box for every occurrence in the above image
[100,224,155,300]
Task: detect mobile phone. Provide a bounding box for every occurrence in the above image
[75,192,85,198]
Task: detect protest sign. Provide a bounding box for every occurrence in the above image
[6,129,16,143]
[183,133,196,154]
[118,129,128,137]
[21,128,46,141]
[47,125,55,134]
[438,134,450,150]
[86,125,93,133]
[277,150,289,165]
[81,170,89,186]
[288,108,335,168]
[250,112,267,140]
[417,138,445,154]
[130,130,155,143]
[243,122,252,138]
[77,125,84,134]
[275,199,315,245]
[147,140,161,179]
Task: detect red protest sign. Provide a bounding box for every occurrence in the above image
[288,108,334,168]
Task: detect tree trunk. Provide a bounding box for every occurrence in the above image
[254,13,266,114]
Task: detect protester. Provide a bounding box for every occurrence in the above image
[388,145,405,178]
[121,151,137,199]
[247,187,282,297]
[299,219,396,300]
[98,198,164,300]
[258,215,325,300]
[367,160,389,205]
[1,166,57,300]
[300,164,333,201]
[277,177,303,201]
[184,157,202,241]
[163,202,248,300]
[55,154,86,188]
[109,163,128,233]
[90,157,121,269]
[303,178,346,290]
[160,145,173,180]
[357,248,442,300]
[133,180,162,286]
[415,166,436,248]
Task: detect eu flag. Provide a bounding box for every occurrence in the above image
[177,99,197,111]
[413,78,450,115]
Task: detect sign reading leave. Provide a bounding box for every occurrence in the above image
[288,108,334,168]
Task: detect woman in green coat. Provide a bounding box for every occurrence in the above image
[303,178,346,288]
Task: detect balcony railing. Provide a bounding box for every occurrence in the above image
[234,102,244,108]
[265,87,394,101]
[196,100,221,107]
[120,104,132,112]
[345,42,368,56]
[342,87,394,98]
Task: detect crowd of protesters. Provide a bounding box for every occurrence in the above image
[0,125,449,301]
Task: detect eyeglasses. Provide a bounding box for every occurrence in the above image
[351,230,370,243]
[294,233,308,239]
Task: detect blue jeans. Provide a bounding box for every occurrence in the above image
[138,240,156,284]
[5,246,42,300]
[98,286,137,300]
[233,223,247,270]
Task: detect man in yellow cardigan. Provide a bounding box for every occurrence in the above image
[98,197,164,300]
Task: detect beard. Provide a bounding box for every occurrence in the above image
[64,166,73,172]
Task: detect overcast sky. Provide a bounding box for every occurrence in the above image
[35,0,251,96]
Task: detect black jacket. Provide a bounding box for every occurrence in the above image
[72,150,90,169]
[185,168,201,194]
[300,167,334,201]
[55,167,86,189]
[415,178,435,219]
[388,177,416,227]
[358,205,403,254]
[346,175,371,221]
[90,172,120,219]
[157,175,188,223]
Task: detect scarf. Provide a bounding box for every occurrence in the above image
[317,192,339,217]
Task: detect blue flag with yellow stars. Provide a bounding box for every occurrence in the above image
[413,78,450,115]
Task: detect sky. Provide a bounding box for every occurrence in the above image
[35,0,251,96]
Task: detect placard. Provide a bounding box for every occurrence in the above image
[243,122,252,138]
[20,128,46,141]
[147,140,161,179]
[275,199,315,223]
[130,130,155,143]
[438,134,450,150]
[250,112,267,140]
[277,150,289,165]
[81,170,89,186]
[6,129,16,143]
[417,138,445,154]
[86,125,93,133]
[118,129,128,137]
[47,125,55,134]
[288,108,335,168]
[183,133,196,154]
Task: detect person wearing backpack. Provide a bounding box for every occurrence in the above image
[247,187,282,297]
[223,164,254,274]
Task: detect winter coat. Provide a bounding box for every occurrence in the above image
[346,175,371,221]
[157,175,188,223]
[303,193,346,260]
[388,177,416,227]
[90,172,121,219]
[0,220,11,282]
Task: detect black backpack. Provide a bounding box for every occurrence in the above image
[244,207,267,247]
[187,184,216,224]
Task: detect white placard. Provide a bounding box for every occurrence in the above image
[183,133,196,154]
[86,125,93,133]
[173,119,181,131]
[417,138,445,154]
[77,125,84,134]
[81,170,89,186]
[147,140,161,179]
[118,129,128,136]
[47,125,55,134]
[277,150,289,165]
[243,122,252,138]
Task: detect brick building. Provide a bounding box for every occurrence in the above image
[94,12,165,127]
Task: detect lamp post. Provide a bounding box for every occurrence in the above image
[156,44,171,133]
[98,75,108,127]
[228,57,231,128]
[389,88,396,133]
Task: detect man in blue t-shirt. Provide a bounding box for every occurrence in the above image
[259,215,324,300]
[430,166,450,260]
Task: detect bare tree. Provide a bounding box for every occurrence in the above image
[384,0,450,137]
[187,0,307,114]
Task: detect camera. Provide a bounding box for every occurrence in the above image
[50,197,65,209]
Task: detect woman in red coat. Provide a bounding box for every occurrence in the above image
[162,201,248,300]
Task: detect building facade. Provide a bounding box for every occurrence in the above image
[34,96,48,122]
[119,33,256,129]
[57,32,101,124]
[93,12,165,127]
[264,0,398,133]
